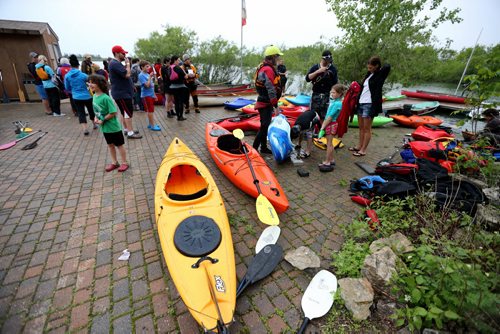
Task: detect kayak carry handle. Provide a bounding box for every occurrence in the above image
[271,187,280,197]
[192,256,219,268]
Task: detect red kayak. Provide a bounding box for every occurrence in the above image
[241,105,308,118]
[401,90,466,104]
[215,114,296,132]
[247,115,296,131]
[411,124,455,141]
[205,123,289,213]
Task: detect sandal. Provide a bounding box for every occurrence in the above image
[348,147,360,152]
[299,152,311,159]
[352,152,366,157]
[105,163,120,172]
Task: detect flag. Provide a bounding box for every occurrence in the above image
[242,0,247,26]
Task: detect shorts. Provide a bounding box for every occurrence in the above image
[142,96,155,112]
[357,103,372,118]
[103,131,125,146]
[35,84,48,100]
[324,122,338,136]
[114,98,134,119]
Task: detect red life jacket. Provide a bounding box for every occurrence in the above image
[254,62,282,103]
[336,81,361,138]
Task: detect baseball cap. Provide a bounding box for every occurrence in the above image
[29,51,38,58]
[111,45,128,54]
[322,50,333,62]
[182,54,190,61]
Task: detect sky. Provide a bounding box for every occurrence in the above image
[1,0,499,58]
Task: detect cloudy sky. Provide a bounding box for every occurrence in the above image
[1,0,498,58]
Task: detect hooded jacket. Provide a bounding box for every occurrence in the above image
[35,63,56,89]
[64,69,91,100]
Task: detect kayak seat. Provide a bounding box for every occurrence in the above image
[217,135,243,155]
[174,215,222,257]
[166,165,209,201]
[209,129,228,137]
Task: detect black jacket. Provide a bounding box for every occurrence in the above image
[359,64,391,116]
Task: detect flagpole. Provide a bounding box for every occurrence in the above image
[240,0,244,83]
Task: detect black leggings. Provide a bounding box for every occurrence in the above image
[74,99,95,124]
[45,87,61,115]
[171,87,188,119]
[253,105,272,150]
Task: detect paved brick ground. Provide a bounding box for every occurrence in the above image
[0,100,408,333]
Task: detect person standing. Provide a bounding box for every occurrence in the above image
[108,45,142,139]
[277,58,288,93]
[161,57,175,118]
[305,50,338,120]
[252,45,283,154]
[181,54,200,114]
[138,60,161,131]
[35,55,64,116]
[65,55,96,136]
[351,56,391,157]
[57,57,77,115]
[168,56,188,121]
[81,54,93,75]
[27,52,51,115]
[130,58,143,111]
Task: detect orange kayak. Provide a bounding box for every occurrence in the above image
[390,115,443,128]
[205,122,289,213]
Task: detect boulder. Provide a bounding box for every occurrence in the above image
[483,187,500,206]
[362,246,397,294]
[370,232,414,254]
[477,204,499,228]
[284,246,320,270]
[338,277,374,321]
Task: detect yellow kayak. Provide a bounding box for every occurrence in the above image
[313,137,344,150]
[154,138,236,332]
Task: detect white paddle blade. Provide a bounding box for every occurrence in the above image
[255,226,281,254]
[233,128,244,139]
[301,270,337,320]
[256,194,279,226]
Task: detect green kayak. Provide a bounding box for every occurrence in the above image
[383,94,406,101]
[348,115,393,128]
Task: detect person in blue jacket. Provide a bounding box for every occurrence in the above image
[64,55,96,136]
[35,55,64,116]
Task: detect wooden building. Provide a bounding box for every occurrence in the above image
[0,19,61,102]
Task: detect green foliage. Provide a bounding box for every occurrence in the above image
[134,25,197,61]
[197,36,240,84]
[331,240,370,278]
[325,0,462,84]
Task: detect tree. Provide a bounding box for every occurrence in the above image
[196,36,240,84]
[134,25,197,61]
[325,0,462,84]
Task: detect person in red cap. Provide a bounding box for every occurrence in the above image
[108,45,142,139]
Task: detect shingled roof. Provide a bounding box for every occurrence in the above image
[0,19,58,40]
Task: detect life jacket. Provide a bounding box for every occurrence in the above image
[36,65,50,80]
[336,81,362,138]
[254,62,281,100]
[182,64,197,84]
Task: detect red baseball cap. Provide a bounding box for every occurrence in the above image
[111,45,128,54]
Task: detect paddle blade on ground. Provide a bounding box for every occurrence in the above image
[0,130,41,151]
[298,270,338,334]
[236,244,283,298]
[255,226,281,254]
[256,194,279,226]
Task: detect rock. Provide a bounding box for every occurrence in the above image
[483,187,500,206]
[284,246,320,270]
[338,277,374,321]
[362,246,397,294]
[477,204,499,228]
[370,232,414,254]
[375,299,397,318]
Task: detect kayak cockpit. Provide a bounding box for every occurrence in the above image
[166,165,208,201]
[217,134,244,155]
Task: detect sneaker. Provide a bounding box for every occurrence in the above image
[127,133,143,139]
[84,130,89,136]
[148,124,161,131]
[105,163,120,172]
[117,163,129,172]
[260,147,272,154]
[167,113,174,118]
[195,108,200,113]
[53,113,66,117]
[185,109,190,114]
[177,117,187,121]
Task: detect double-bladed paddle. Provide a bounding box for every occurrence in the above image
[0,130,41,151]
[255,225,281,254]
[21,132,48,150]
[232,129,279,226]
[297,270,338,334]
[236,243,283,298]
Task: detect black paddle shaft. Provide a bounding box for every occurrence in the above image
[239,140,263,194]
[236,244,283,298]
[22,132,48,150]
[297,317,310,334]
